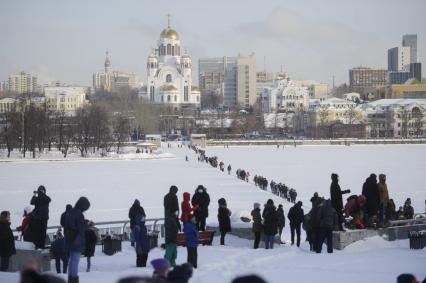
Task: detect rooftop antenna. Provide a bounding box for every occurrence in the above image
[166,13,171,28]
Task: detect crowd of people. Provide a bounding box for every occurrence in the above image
[190,145,300,205]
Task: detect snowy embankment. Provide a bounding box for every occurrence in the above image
[1,235,425,283]
[0,147,175,163]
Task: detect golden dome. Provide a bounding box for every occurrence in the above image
[160,28,179,40]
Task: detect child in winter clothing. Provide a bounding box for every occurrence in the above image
[16,206,33,242]
[218,198,232,245]
[83,220,98,272]
[50,230,68,274]
[0,211,16,272]
[251,203,262,249]
[164,210,179,267]
[180,192,199,224]
[183,215,199,268]
[134,213,150,267]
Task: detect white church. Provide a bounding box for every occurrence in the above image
[139,17,201,108]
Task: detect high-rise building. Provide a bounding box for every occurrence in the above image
[0,81,8,92]
[8,72,38,94]
[388,47,411,71]
[387,63,422,84]
[349,67,387,94]
[236,56,256,109]
[93,51,141,93]
[409,62,422,82]
[198,55,256,109]
[402,34,417,63]
[256,71,274,97]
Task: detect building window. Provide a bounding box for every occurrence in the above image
[184,86,188,102]
[167,95,171,102]
[166,74,172,83]
[167,44,171,55]
[174,95,177,102]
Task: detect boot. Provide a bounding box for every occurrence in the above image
[136,255,142,267]
[68,276,79,283]
[140,253,148,267]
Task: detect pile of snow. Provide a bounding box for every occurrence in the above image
[1,235,425,283]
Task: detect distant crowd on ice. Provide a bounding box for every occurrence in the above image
[190,145,299,204]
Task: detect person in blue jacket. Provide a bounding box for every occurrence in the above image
[50,230,68,274]
[183,214,199,268]
[134,212,149,267]
[64,197,90,283]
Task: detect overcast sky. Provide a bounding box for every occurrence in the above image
[1,0,425,87]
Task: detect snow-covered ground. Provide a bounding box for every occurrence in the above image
[0,236,425,283]
[0,143,425,282]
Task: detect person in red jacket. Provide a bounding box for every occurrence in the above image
[180,192,199,223]
[17,206,33,242]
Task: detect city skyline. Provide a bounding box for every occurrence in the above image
[1,0,425,87]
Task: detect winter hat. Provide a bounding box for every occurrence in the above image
[24,206,33,215]
[397,274,418,283]
[278,204,283,208]
[253,202,261,209]
[151,258,171,274]
[218,198,226,206]
[170,185,178,194]
[196,185,205,193]
[266,199,274,205]
[37,185,46,194]
[297,201,303,207]
[331,173,338,182]
[232,275,268,283]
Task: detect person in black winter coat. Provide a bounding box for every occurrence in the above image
[330,174,350,231]
[262,199,278,249]
[60,205,72,229]
[251,203,263,249]
[83,220,98,272]
[164,210,179,267]
[64,197,90,283]
[276,204,285,243]
[50,230,68,274]
[0,211,16,272]
[316,199,338,253]
[164,185,181,232]
[218,198,231,245]
[191,185,210,231]
[30,185,51,249]
[287,201,304,247]
[129,199,146,246]
[362,174,380,226]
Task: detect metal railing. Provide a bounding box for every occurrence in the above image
[388,213,426,227]
[13,218,165,241]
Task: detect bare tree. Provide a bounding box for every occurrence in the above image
[344,107,360,138]
[113,113,131,153]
